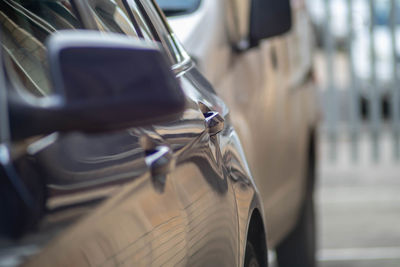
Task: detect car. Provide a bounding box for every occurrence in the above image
[0,1,318,267]
[158,0,319,264]
[155,0,227,84]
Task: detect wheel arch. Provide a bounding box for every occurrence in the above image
[246,208,268,267]
[307,127,317,194]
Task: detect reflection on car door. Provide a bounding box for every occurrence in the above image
[7,0,240,266]
[129,1,240,264]
[150,74,239,266]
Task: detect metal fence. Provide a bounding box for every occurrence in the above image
[315,0,400,161]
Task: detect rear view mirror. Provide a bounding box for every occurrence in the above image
[9,31,186,139]
[249,0,292,46]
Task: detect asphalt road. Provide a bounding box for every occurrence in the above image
[316,131,400,267]
[311,48,400,266]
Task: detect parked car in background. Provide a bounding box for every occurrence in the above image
[158,0,319,265]
[155,0,228,84]
[0,0,318,266]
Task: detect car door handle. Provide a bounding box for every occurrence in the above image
[204,111,224,136]
[145,145,175,178]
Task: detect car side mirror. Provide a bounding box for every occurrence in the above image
[249,0,292,46]
[8,31,186,140]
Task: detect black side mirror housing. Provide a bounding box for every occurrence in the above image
[249,0,292,46]
[9,31,186,140]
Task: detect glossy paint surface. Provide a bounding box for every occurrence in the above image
[0,1,263,261]
[167,0,319,248]
[14,63,261,266]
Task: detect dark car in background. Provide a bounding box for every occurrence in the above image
[0,0,318,266]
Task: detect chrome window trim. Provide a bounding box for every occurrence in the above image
[172,56,194,76]
[136,0,176,64]
[0,46,10,143]
[76,0,194,75]
[138,0,194,71]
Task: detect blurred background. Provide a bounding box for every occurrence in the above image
[308,0,400,266]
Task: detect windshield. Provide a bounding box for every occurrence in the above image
[155,0,201,17]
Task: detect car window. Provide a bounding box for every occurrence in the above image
[85,0,139,37]
[85,0,163,43]
[1,0,187,100]
[0,0,83,97]
[112,0,187,65]
[155,0,201,17]
[144,1,190,68]
[123,0,157,41]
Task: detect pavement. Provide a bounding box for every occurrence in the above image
[316,131,400,267]
[311,47,400,266]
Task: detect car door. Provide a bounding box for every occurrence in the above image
[1,0,239,266]
[126,1,240,265]
[265,0,317,245]
[216,0,312,247]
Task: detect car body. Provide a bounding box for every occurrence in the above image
[1,1,261,266]
[159,0,319,261]
[156,0,228,84]
[0,0,318,267]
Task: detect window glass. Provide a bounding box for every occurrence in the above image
[0,0,82,97]
[124,0,157,41]
[150,1,190,65]
[86,0,139,37]
[155,0,201,17]
[110,0,178,64]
